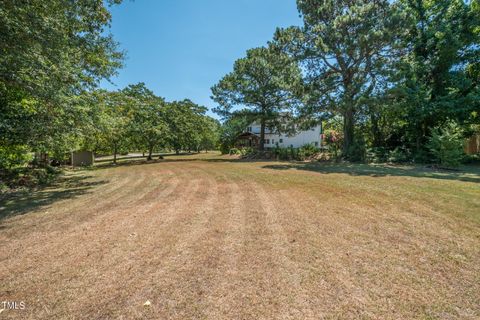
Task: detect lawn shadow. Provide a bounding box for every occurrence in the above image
[92,153,480,184]
[93,153,242,168]
[0,173,108,221]
[93,158,199,169]
[94,152,180,164]
[262,162,480,183]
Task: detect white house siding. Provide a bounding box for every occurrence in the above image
[246,123,322,148]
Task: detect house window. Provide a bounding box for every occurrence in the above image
[265,139,270,145]
[279,138,283,143]
[314,141,319,147]
[271,139,275,144]
[247,126,252,132]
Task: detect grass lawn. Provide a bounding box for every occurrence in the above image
[1,152,479,319]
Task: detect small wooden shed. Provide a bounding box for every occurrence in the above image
[71,151,94,166]
[465,134,480,155]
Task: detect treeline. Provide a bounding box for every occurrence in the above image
[1,78,219,169]
[0,1,218,187]
[84,84,219,163]
[212,0,480,166]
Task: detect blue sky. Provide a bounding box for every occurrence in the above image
[101,0,302,117]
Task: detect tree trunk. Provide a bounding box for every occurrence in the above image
[259,118,266,151]
[370,113,382,148]
[147,145,153,160]
[341,78,356,158]
[113,143,117,164]
[343,106,355,157]
[175,149,180,155]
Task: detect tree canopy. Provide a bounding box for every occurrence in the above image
[0,1,220,179]
[273,0,405,157]
[211,46,302,150]
[1,0,479,182]
[213,0,480,164]
[0,0,124,169]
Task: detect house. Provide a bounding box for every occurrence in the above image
[236,121,322,149]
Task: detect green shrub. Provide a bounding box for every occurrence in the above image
[366,147,387,163]
[45,165,58,175]
[288,146,294,159]
[229,148,240,155]
[324,130,342,159]
[366,147,410,164]
[18,167,59,186]
[275,147,289,160]
[1,166,60,189]
[229,147,257,156]
[241,147,255,156]
[271,144,321,161]
[299,144,319,157]
[464,153,480,164]
[388,147,410,163]
[346,138,366,162]
[297,148,306,161]
[0,182,8,193]
[0,145,32,170]
[220,144,231,154]
[412,149,430,164]
[427,120,465,168]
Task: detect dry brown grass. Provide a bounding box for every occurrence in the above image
[1,153,479,319]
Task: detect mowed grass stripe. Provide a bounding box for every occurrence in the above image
[0,153,479,320]
[112,168,221,319]
[46,173,201,319]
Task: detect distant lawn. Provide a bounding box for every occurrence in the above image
[260,160,480,224]
[1,152,479,319]
[262,161,480,182]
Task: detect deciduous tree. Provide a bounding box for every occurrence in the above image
[122,83,169,160]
